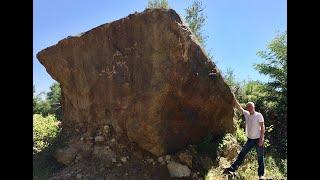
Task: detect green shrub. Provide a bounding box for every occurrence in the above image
[235,123,247,146]
[33,114,61,154]
[229,155,285,179]
[275,158,287,177]
[218,133,234,150]
[280,159,287,176]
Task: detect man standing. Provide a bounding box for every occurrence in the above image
[225,94,266,179]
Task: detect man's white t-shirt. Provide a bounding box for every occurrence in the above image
[243,110,264,139]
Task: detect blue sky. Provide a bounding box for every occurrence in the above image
[33,0,287,94]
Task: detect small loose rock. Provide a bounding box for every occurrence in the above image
[146,158,154,163]
[165,155,171,162]
[95,136,104,142]
[76,174,82,179]
[121,157,127,163]
[158,156,164,163]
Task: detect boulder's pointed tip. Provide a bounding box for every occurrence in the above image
[36,50,46,63]
[36,51,41,59]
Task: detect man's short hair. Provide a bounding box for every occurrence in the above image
[246,102,255,107]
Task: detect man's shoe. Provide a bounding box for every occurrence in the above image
[223,167,235,175]
[259,175,265,179]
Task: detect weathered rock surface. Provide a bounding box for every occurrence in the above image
[37,8,235,157]
[54,146,78,165]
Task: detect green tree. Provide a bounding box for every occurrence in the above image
[255,31,287,157]
[47,83,61,106]
[255,31,287,101]
[223,69,241,91]
[147,0,169,9]
[222,68,247,102]
[33,83,62,119]
[33,98,51,116]
[184,0,207,46]
[242,81,267,106]
[47,82,62,120]
[33,85,51,116]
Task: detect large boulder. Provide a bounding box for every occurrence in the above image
[37,8,235,156]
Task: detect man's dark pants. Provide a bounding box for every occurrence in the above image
[229,138,264,176]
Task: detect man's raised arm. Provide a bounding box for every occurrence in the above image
[232,93,244,112]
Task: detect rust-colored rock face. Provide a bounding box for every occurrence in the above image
[37,8,235,156]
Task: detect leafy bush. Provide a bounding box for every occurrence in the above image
[276,158,287,176]
[234,119,247,146]
[33,114,61,154]
[205,156,286,179]
[233,150,285,179]
[218,133,235,150]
